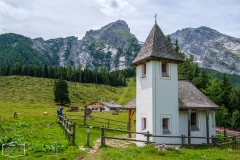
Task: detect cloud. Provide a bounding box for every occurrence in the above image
[110,0,118,8]
[0,1,30,20]
[95,0,137,16]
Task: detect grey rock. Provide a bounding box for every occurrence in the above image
[31,20,140,71]
[169,26,240,75]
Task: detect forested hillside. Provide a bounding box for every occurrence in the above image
[0,63,135,87]
[168,36,240,131]
[0,33,57,68]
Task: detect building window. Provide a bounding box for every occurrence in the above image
[142,118,146,130]
[191,113,199,131]
[162,118,171,134]
[142,63,146,77]
[161,63,169,77]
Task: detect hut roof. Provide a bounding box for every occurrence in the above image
[123,81,219,110]
[178,80,219,110]
[123,98,136,109]
[84,101,122,108]
[99,101,122,108]
[132,23,183,66]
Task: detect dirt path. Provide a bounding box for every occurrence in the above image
[76,134,136,160]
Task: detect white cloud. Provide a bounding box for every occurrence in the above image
[0,1,29,20]
[95,0,137,16]
[0,0,239,41]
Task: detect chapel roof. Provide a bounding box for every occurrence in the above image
[132,23,183,66]
[178,80,219,110]
[123,81,219,110]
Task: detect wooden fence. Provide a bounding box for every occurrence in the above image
[57,115,76,145]
[65,113,135,137]
[65,113,133,129]
[80,126,240,149]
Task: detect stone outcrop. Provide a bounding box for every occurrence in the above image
[169,26,240,74]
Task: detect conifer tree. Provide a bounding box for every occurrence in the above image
[54,80,70,105]
[220,74,232,114]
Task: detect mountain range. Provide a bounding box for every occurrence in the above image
[169,26,240,75]
[0,20,240,75]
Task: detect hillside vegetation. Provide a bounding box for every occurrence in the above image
[0,76,136,107]
[0,76,135,159]
[1,76,240,159]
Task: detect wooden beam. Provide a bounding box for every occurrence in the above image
[206,109,209,144]
[128,109,136,138]
[188,109,191,144]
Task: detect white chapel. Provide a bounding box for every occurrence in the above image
[131,21,219,146]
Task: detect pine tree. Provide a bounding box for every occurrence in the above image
[203,78,221,105]
[54,80,70,105]
[220,74,233,114]
[230,85,240,112]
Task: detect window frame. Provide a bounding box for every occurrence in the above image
[160,115,172,134]
[142,117,147,130]
[162,118,168,129]
[141,63,147,78]
[191,112,200,131]
[160,62,171,79]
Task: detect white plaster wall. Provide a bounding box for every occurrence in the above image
[179,110,216,144]
[104,106,110,112]
[136,61,180,145]
[136,62,154,146]
[153,62,180,144]
[209,111,216,138]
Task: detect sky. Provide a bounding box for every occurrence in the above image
[0,0,240,41]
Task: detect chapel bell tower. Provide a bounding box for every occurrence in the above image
[132,17,183,146]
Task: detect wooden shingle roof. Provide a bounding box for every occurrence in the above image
[84,101,122,108]
[123,98,136,109]
[132,23,183,66]
[178,80,219,110]
[124,81,219,110]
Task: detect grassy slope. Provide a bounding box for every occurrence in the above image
[0,76,136,159]
[0,76,136,107]
[1,76,240,160]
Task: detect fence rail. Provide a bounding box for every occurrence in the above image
[79,125,239,149]
[57,115,76,145]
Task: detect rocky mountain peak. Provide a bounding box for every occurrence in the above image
[83,20,136,47]
[170,26,240,75]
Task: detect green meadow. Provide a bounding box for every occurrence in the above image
[0,76,240,160]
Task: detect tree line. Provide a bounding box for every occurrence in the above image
[167,36,240,131]
[0,63,136,87]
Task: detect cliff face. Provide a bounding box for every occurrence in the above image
[169,26,240,74]
[1,22,240,75]
[31,20,140,71]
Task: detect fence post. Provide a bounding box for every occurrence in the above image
[84,112,87,125]
[101,125,105,146]
[72,122,76,145]
[86,127,91,146]
[146,131,150,144]
[181,134,184,145]
[108,119,110,128]
[62,116,66,131]
[211,135,215,146]
[232,134,234,150]
[127,122,131,138]
[66,119,69,138]
[235,135,237,150]
[68,121,72,141]
[13,112,17,118]
[224,129,226,143]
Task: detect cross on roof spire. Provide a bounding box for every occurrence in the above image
[154,13,157,24]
